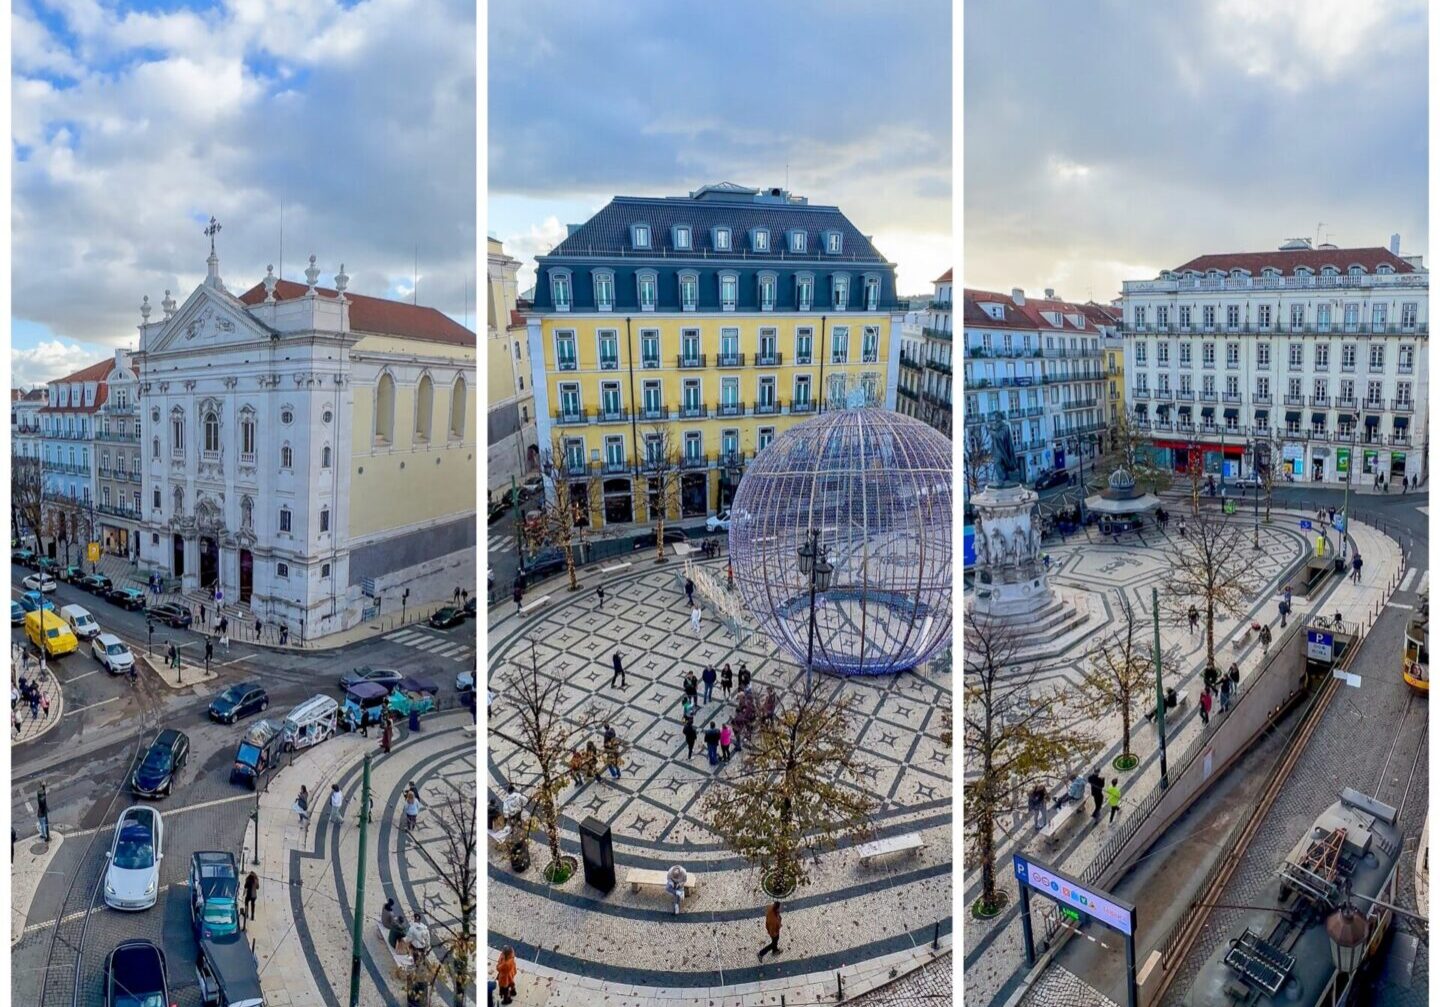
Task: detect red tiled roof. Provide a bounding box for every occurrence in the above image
[237,279,477,347]
[934,268,953,284]
[963,288,1108,334]
[1080,302,1121,326]
[1169,246,1416,276]
[509,310,526,327]
[41,358,113,413]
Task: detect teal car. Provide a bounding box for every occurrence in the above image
[189,851,240,938]
[11,600,23,625]
[19,591,56,615]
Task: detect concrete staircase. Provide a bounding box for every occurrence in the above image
[968,588,1108,662]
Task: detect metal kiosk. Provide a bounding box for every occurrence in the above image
[1013,853,1139,1007]
[579,816,615,893]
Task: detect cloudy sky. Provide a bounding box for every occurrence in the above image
[965,0,1428,303]
[488,0,953,297]
[11,0,476,387]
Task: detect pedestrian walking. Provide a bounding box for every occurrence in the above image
[454,586,463,605]
[738,663,752,692]
[720,663,733,698]
[690,604,702,636]
[381,714,394,754]
[685,577,695,607]
[1278,598,1290,628]
[404,788,421,832]
[405,909,432,963]
[1228,663,1240,691]
[243,871,259,927]
[704,721,721,766]
[1188,605,1199,635]
[1219,675,1233,712]
[220,624,230,651]
[596,585,605,609]
[513,583,524,614]
[200,602,207,626]
[720,722,734,762]
[1028,785,1048,831]
[204,637,214,671]
[279,624,289,646]
[1178,518,1187,539]
[1087,770,1105,821]
[1199,687,1212,725]
[611,650,627,689]
[665,865,689,915]
[683,718,698,758]
[1352,554,1364,583]
[1105,778,1122,824]
[496,946,519,1005]
[683,671,699,703]
[584,740,601,781]
[604,735,622,779]
[757,902,783,959]
[569,747,587,787]
[328,783,344,828]
[701,665,717,704]
[294,786,311,828]
[36,784,49,842]
[1260,623,1272,654]
[146,619,154,654]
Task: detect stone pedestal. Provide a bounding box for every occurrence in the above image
[969,483,1054,619]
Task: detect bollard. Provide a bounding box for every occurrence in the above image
[933,920,941,949]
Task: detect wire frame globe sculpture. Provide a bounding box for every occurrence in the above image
[728,407,953,676]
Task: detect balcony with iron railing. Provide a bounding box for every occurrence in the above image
[717,352,747,368]
[553,408,589,426]
[678,354,707,369]
[1198,390,1218,402]
[639,405,671,421]
[1123,272,1428,295]
[595,407,630,423]
[753,400,781,416]
[1222,393,1243,403]
[1121,320,1429,336]
[95,429,140,442]
[755,351,783,366]
[789,400,816,414]
[897,384,919,400]
[557,357,578,372]
[927,359,953,375]
[923,326,952,342]
[1392,399,1414,413]
[900,352,923,370]
[681,452,711,471]
[678,403,709,420]
[598,356,620,371]
[716,402,747,418]
[1283,394,1306,406]
[929,298,952,311]
[601,457,632,475]
[1252,393,1272,404]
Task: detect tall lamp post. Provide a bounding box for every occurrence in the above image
[795,529,834,697]
[1249,438,1261,550]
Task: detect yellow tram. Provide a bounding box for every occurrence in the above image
[1403,571,1428,692]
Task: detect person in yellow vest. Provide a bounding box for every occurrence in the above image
[1104,778,1122,825]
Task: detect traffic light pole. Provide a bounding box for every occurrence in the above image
[348,755,372,1007]
[1153,587,1167,789]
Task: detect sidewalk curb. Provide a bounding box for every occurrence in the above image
[11,666,64,746]
[11,831,64,946]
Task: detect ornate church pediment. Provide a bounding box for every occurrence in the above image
[144,285,272,355]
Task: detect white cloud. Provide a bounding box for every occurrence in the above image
[12,338,111,388]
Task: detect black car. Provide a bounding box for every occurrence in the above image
[133,729,190,798]
[429,606,465,629]
[520,547,568,580]
[11,548,36,567]
[81,572,114,594]
[108,586,147,610]
[36,556,60,575]
[631,528,689,551]
[149,602,193,628]
[1031,469,1069,491]
[58,564,86,583]
[338,666,404,692]
[208,682,270,725]
[105,939,168,1007]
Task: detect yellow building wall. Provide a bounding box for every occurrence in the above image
[538,313,894,525]
[1105,346,1125,426]
[348,334,478,541]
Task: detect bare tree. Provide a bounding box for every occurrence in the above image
[526,439,598,591]
[963,427,992,497]
[410,781,477,1007]
[1257,427,1292,524]
[1182,441,1205,515]
[1162,510,1263,681]
[704,687,876,895]
[493,640,598,882]
[1096,412,1172,495]
[963,610,1099,914]
[638,424,683,564]
[1079,595,1180,766]
[11,454,46,552]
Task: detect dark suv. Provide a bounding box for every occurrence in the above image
[133,729,190,798]
[149,602,193,628]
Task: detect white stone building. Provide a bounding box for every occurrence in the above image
[1121,239,1428,486]
[134,240,477,638]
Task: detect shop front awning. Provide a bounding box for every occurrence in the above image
[1365,415,1380,427]
[1178,405,1192,415]
[1285,410,1301,423]
[1394,416,1410,429]
[1311,412,1326,425]
[1201,406,1215,418]
[1156,403,1171,415]
[1254,409,1269,421]
[1223,407,1239,419]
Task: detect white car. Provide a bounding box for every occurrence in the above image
[92,633,135,674]
[22,573,57,593]
[105,805,162,910]
[706,509,732,533]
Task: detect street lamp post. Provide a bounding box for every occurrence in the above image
[795,528,834,697]
[1250,439,1261,550]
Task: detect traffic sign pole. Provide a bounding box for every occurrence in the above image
[1154,587,1167,789]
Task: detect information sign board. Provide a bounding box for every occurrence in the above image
[1014,854,1135,936]
[1307,629,1334,662]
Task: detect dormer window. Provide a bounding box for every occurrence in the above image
[636,269,658,311]
[751,228,770,252]
[832,274,849,311]
[1377,264,1394,274]
[1348,264,1364,276]
[758,272,777,312]
[719,271,739,312]
[592,269,615,312]
[714,227,732,251]
[789,230,806,253]
[550,269,572,312]
[1295,266,1314,277]
[824,231,843,254]
[679,270,699,312]
[1321,266,1338,277]
[673,225,692,250]
[1262,267,1280,278]
[631,224,651,249]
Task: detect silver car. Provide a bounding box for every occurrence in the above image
[105,805,163,910]
[92,633,135,674]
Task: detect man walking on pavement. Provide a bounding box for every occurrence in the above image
[204,636,213,672]
[757,902,783,959]
[1187,605,1199,635]
[328,783,344,830]
[1105,778,1123,824]
[596,585,605,609]
[704,721,722,767]
[513,582,524,614]
[36,783,49,843]
[242,871,259,929]
[1087,770,1105,822]
[611,650,627,689]
[690,604,702,637]
[701,665,716,705]
[685,577,695,607]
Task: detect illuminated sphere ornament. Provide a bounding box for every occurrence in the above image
[728,407,953,676]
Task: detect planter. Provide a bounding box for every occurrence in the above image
[971,891,1010,919]
[1113,753,1140,772]
[543,855,578,885]
[760,867,798,900]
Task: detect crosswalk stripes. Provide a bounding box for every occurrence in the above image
[383,628,474,662]
[488,535,515,553]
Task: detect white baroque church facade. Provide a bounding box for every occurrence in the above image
[135,241,477,639]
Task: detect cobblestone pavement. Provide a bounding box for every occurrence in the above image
[11,659,63,745]
[962,510,1407,1006]
[486,556,952,998]
[1018,965,1118,1007]
[843,950,952,1004]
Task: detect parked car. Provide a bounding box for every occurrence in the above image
[149,602,193,628]
[36,556,60,575]
[61,604,101,640]
[1031,469,1069,491]
[18,591,56,615]
[231,719,282,789]
[133,729,190,798]
[92,634,135,675]
[208,682,269,724]
[631,527,689,551]
[104,940,169,1007]
[428,606,465,629]
[10,600,23,625]
[22,572,58,593]
[706,508,732,533]
[521,547,568,580]
[108,586,147,610]
[337,666,403,692]
[189,851,240,939]
[81,572,114,595]
[104,806,162,910]
[520,474,543,498]
[11,548,36,566]
[58,564,86,584]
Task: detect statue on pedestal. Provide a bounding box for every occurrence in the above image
[987,415,1022,488]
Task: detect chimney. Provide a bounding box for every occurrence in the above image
[1390,233,1401,255]
[1011,287,1025,306]
[1044,288,1055,299]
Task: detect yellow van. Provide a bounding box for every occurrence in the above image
[25,609,78,657]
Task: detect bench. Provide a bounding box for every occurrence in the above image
[1144,690,1189,721]
[626,867,700,896]
[855,832,925,865]
[1039,800,1085,846]
[487,826,512,848]
[374,920,414,973]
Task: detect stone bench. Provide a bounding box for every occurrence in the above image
[626,867,699,897]
[1144,689,1188,721]
[374,920,414,973]
[855,832,925,865]
[1039,799,1085,846]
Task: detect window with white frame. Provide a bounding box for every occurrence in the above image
[600,382,623,420]
[1226,304,1240,328]
[1400,344,1414,370]
[1135,342,1147,364]
[555,331,577,370]
[593,271,615,311]
[1203,342,1216,366]
[642,381,663,418]
[1202,305,1216,329]
[796,274,814,311]
[240,410,256,461]
[1256,376,1269,398]
[641,330,660,368]
[320,507,330,533]
[1372,303,1387,328]
[1397,381,1412,406]
[758,427,775,451]
[281,443,292,468]
[1226,342,1239,367]
[637,271,657,311]
[794,374,812,406]
[1180,374,1192,394]
[1290,303,1304,328]
[832,275,849,310]
[1369,344,1385,370]
[1339,378,1353,403]
[1343,303,1360,330]
[1257,304,1271,328]
[1289,343,1303,368]
[759,273,777,311]
[279,507,292,533]
[322,445,331,468]
[719,273,738,311]
[277,562,288,578]
[714,228,731,251]
[719,328,740,365]
[550,270,571,311]
[681,329,701,365]
[558,383,582,421]
[1341,343,1356,369]
[1226,374,1239,395]
[752,229,769,252]
[1156,306,1169,327]
[796,327,814,364]
[864,277,879,311]
[1401,303,1418,328]
[632,224,650,249]
[831,326,850,363]
[862,326,879,363]
[827,232,842,254]
[171,408,185,457]
[674,226,691,250]
[1316,304,1332,329]
[1179,306,1192,329]
[1313,378,1327,403]
[789,230,806,253]
[1366,380,1383,406]
[679,272,699,312]
[1157,341,1170,364]
[758,328,778,364]
[598,331,619,370]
